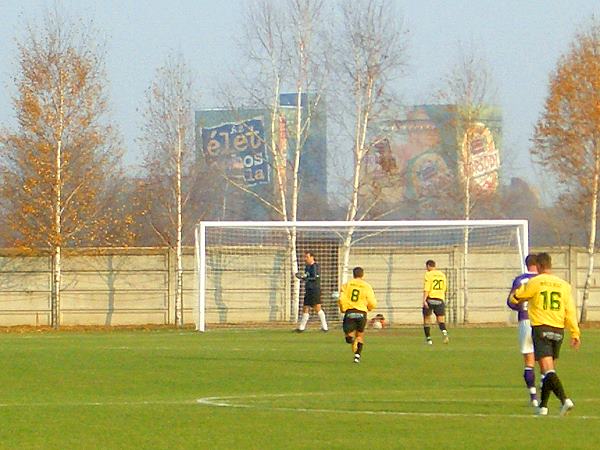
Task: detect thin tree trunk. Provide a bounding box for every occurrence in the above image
[51,245,61,329]
[462,228,469,324]
[52,138,62,329]
[341,77,374,284]
[175,124,183,327]
[52,85,64,329]
[460,120,472,324]
[267,82,300,321]
[463,163,471,324]
[290,85,304,321]
[291,229,300,322]
[581,145,600,323]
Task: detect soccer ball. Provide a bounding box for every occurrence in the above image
[372,320,383,329]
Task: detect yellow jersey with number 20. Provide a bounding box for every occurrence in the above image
[424,269,447,301]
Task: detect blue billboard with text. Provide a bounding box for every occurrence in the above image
[201,117,270,187]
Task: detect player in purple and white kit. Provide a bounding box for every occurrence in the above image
[507,254,539,407]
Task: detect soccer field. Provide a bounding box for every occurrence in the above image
[1,327,599,449]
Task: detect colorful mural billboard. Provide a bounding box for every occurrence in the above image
[462,122,500,192]
[364,105,501,203]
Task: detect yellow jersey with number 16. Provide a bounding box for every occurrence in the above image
[424,269,447,301]
[338,278,377,313]
[514,273,580,339]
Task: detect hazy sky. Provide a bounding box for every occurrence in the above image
[1,0,599,199]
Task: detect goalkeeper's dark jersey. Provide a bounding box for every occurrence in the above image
[304,263,320,292]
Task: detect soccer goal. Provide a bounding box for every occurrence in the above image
[194,220,528,331]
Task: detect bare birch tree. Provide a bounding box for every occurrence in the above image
[436,46,496,323]
[437,47,495,216]
[216,0,328,222]
[138,53,197,327]
[533,19,600,323]
[208,0,330,321]
[0,11,128,328]
[335,0,407,282]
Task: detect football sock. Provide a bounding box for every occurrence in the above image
[547,371,567,403]
[524,366,537,400]
[423,326,431,339]
[299,313,310,331]
[317,310,328,330]
[541,370,557,407]
[438,323,447,335]
[356,342,363,355]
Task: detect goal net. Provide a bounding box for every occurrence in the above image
[194,220,528,331]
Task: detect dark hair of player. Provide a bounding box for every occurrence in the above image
[536,252,552,272]
[525,254,538,267]
[426,259,436,268]
[353,267,364,278]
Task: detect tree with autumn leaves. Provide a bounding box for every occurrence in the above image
[533,19,600,323]
[0,12,135,328]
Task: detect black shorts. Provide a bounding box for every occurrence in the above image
[343,310,367,334]
[303,289,321,306]
[423,298,445,317]
[532,325,564,360]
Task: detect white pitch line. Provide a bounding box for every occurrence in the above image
[0,399,197,408]
[2,394,598,421]
[196,394,600,420]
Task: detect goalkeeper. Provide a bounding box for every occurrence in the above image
[294,251,328,332]
[337,267,377,363]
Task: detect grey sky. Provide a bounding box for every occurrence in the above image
[1,0,599,199]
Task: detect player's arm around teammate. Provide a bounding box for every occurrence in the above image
[511,252,580,416]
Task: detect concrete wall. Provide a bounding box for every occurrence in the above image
[1,246,599,326]
[0,248,197,327]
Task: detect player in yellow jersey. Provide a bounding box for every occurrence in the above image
[511,252,581,416]
[338,267,377,363]
[422,260,448,345]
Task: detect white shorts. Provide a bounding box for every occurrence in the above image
[518,319,534,354]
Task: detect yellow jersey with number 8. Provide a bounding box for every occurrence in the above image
[338,278,377,313]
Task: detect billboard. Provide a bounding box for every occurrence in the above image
[195,94,327,220]
[363,105,501,203]
[201,117,270,187]
[462,122,500,192]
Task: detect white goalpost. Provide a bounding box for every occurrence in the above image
[194,220,528,331]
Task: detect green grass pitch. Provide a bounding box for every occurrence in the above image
[1,327,599,449]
